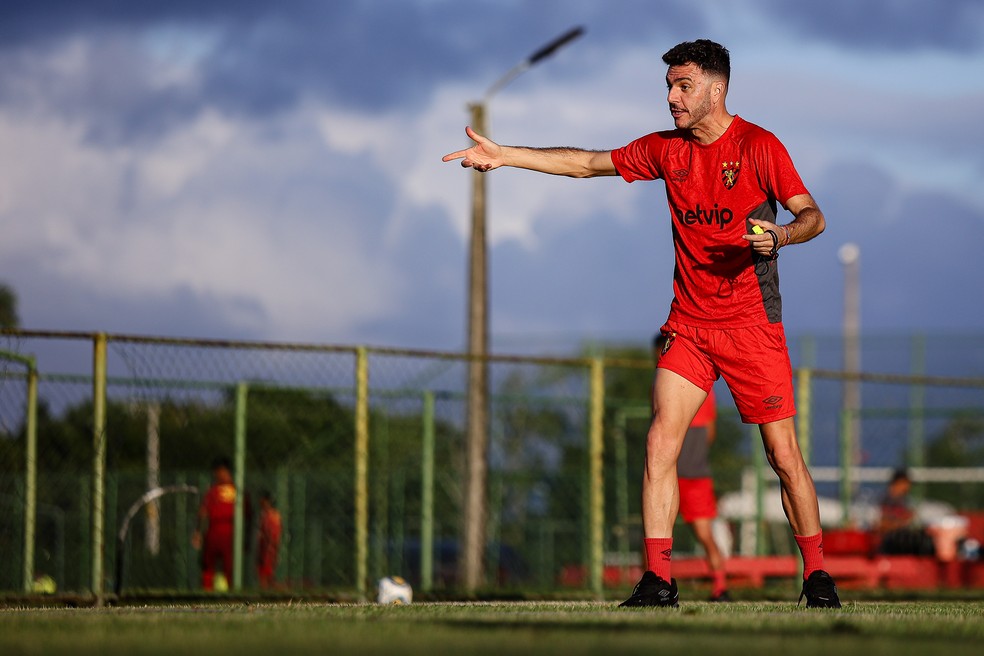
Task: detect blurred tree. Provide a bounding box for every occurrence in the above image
[0,282,18,328]
[924,412,984,509]
[492,369,574,564]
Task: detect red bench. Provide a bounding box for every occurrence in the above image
[564,554,983,590]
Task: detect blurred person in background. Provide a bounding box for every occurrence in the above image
[193,456,250,590]
[257,490,283,590]
[877,469,934,556]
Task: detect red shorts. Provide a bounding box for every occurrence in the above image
[658,321,796,424]
[678,477,717,522]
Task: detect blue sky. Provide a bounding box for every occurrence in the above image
[1,0,982,352]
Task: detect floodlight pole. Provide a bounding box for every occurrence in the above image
[838,243,861,523]
[461,26,584,593]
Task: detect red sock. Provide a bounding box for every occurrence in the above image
[795,532,824,579]
[712,570,727,596]
[644,537,673,581]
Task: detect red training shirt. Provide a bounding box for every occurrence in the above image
[611,116,809,328]
[203,483,237,527]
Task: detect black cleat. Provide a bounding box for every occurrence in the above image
[709,590,731,602]
[619,571,679,607]
[799,570,841,608]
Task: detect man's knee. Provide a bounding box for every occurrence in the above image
[645,425,681,473]
[761,421,798,457]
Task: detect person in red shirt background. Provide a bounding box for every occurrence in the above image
[653,333,729,601]
[256,490,283,590]
[192,456,250,591]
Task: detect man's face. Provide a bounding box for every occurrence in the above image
[891,478,911,497]
[666,63,716,130]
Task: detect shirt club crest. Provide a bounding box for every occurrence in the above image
[721,160,740,189]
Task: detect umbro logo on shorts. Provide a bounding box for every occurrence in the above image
[763,395,783,409]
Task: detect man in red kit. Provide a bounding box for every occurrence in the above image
[256,490,283,590]
[653,333,729,602]
[192,456,241,591]
[443,39,840,608]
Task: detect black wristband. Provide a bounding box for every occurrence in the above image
[765,229,779,259]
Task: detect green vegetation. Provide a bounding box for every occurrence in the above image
[925,411,984,508]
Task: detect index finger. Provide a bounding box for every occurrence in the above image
[442,150,467,162]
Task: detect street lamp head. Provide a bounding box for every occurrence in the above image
[528,26,585,65]
[838,243,860,265]
[483,26,586,102]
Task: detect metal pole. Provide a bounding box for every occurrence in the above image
[0,349,41,592]
[275,466,289,583]
[420,391,436,593]
[91,332,108,603]
[145,402,161,556]
[22,359,38,593]
[612,410,629,559]
[354,347,370,598]
[839,244,861,507]
[839,409,852,525]
[796,367,812,466]
[588,357,605,597]
[908,334,926,499]
[753,426,766,556]
[232,382,248,591]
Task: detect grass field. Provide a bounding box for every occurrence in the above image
[2,599,984,655]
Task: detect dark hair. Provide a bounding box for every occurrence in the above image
[652,333,667,351]
[890,468,911,484]
[211,455,232,472]
[662,39,730,83]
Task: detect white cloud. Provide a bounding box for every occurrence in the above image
[3,6,984,349]
[0,102,400,341]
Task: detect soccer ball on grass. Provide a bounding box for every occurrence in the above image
[377,576,413,604]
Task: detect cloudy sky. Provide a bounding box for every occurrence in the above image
[1,0,983,353]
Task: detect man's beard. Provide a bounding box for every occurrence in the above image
[677,93,712,130]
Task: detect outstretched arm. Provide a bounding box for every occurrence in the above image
[442,126,617,178]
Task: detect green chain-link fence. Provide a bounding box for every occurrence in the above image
[2,330,983,601]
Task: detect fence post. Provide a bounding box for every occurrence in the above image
[233,381,248,591]
[796,367,812,466]
[0,349,41,592]
[23,357,38,593]
[174,474,189,590]
[420,390,435,593]
[839,409,852,526]
[612,409,629,559]
[752,425,766,556]
[588,357,605,598]
[908,333,926,499]
[91,332,108,604]
[275,466,289,584]
[354,347,370,599]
